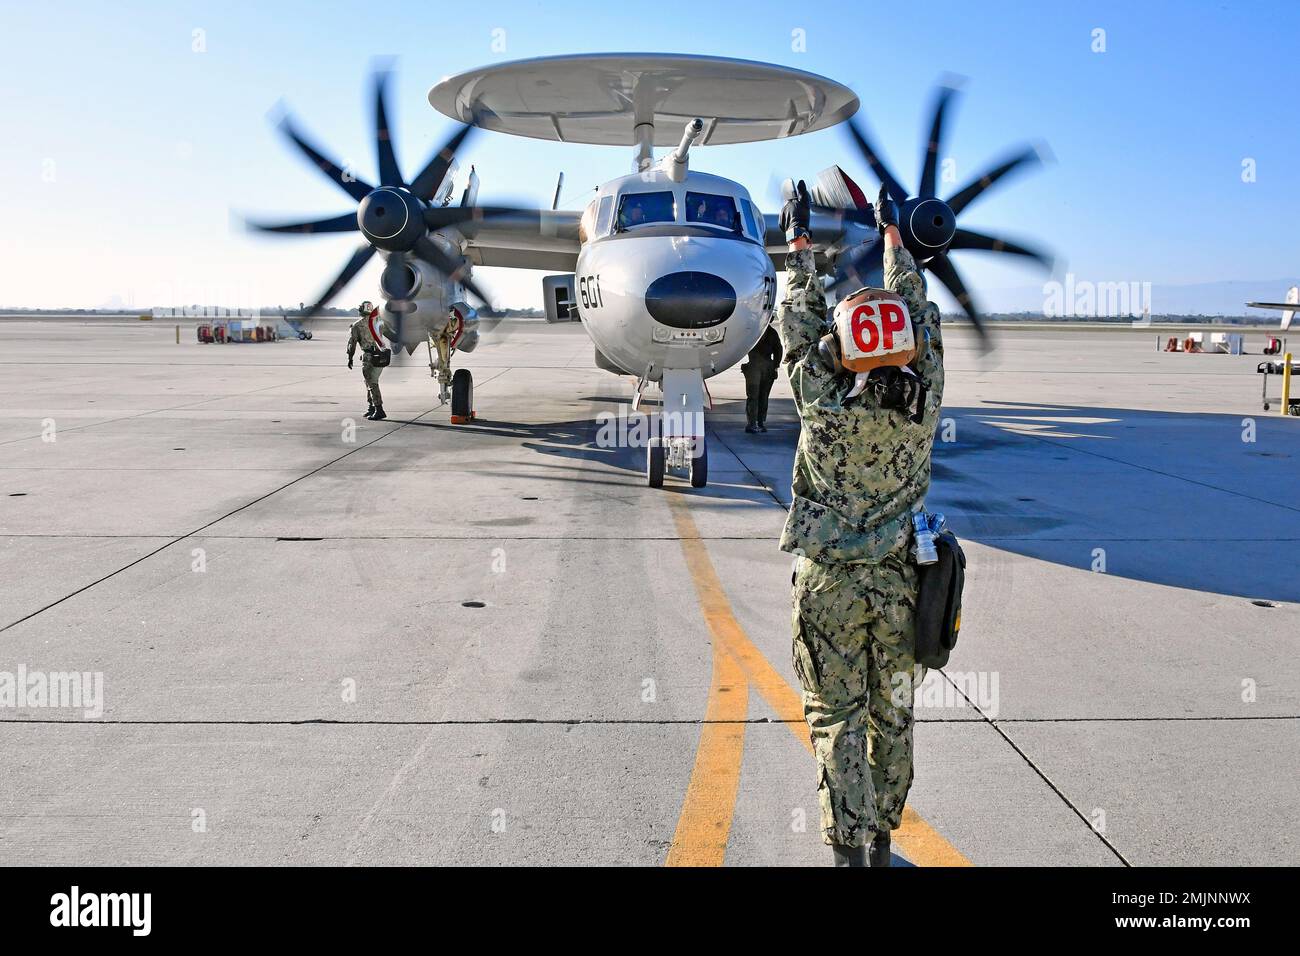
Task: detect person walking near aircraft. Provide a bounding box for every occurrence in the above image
[347,300,388,420]
[742,324,782,433]
[774,180,945,867]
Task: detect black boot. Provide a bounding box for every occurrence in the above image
[758,421,768,432]
[364,403,375,419]
[370,405,387,421]
[869,830,892,867]
[745,422,758,434]
[831,843,867,867]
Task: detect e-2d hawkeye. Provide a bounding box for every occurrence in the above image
[250,54,1049,488]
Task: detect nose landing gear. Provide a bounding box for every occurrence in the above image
[643,368,709,489]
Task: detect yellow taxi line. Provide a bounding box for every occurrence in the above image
[664,643,749,867]
[667,494,972,867]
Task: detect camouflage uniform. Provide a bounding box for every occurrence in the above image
[347,315,384,412]
[773,244,945,847]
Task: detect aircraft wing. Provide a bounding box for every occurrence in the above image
[1245,285,1298,329]
[450,208,583,273]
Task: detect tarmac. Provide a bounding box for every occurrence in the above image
[1,315,1296,866]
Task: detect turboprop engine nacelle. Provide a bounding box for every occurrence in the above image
[379,253,450,302]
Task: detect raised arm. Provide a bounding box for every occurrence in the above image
[772,179,846,412]
[874,185,943,368]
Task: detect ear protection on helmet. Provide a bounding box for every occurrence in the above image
[817,332,844,375]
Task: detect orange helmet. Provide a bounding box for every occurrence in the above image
[831,287,917,373]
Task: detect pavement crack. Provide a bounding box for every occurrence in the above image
[934,669,1133,866]
[0,399,457,634]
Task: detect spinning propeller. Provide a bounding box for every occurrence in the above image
[821,82,1053,343]
[248,69,491,322]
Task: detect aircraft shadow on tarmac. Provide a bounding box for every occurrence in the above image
[414,395,1298,603]
[405,400,783,505]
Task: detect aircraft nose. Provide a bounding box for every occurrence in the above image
[644,271,736,328]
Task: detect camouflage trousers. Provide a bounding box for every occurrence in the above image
[362,360,383,408]
[791,551,924,847]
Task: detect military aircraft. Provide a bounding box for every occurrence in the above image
[249,54,1049,487]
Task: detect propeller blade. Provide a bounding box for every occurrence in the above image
[830,237,884,296]
[810,203,876,229]
[845,118,909,205]
[246,212,359,235]
[925,254,991,347]
[372,70,404,188]
[386,306,406,358]
[409,123,475,202]
[949,228,1053,269]
[423,206,489,230]
[413,235,490,307]
[422,204,570,235]
[302,245,376,317]
[276,112,373,203]
[946,145,1043,216]
[919,85,959,200]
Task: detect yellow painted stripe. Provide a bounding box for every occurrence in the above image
[664,644,749,867]
[668,495,971,867]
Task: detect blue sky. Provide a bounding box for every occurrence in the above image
[2,0,1298,311]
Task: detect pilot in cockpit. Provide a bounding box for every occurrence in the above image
[618,201,646,230]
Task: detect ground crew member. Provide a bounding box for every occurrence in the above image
[347,300,387,420]
[742,325,782,433]
[774,181,945,867]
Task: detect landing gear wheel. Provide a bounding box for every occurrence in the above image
[451,368,474,424]
[647,438,665,488]
[689,436,708,488]
[305,331,313,340]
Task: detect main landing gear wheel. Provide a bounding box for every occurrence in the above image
[450,368,474,424]
[647,438,665,488]
[689,436,708,488]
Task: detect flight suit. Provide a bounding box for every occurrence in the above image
[742,325,782,429]
[773,244,945,847]
[347,313,385,415]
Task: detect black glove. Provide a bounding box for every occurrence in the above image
[779,179,811,243]
[873,183,899,237]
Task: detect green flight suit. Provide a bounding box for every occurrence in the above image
[347,316,384,411]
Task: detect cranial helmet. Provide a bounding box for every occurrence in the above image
[820,287,919,400]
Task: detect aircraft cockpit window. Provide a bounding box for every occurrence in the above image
[740,200,762,240]
[616,191,675,230]
[595,195,614,236]
[686,192,739,232]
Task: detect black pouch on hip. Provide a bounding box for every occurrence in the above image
[914,530,965,668]
[369,348,392,368]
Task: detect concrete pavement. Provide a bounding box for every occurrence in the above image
[0,317,1295,865]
